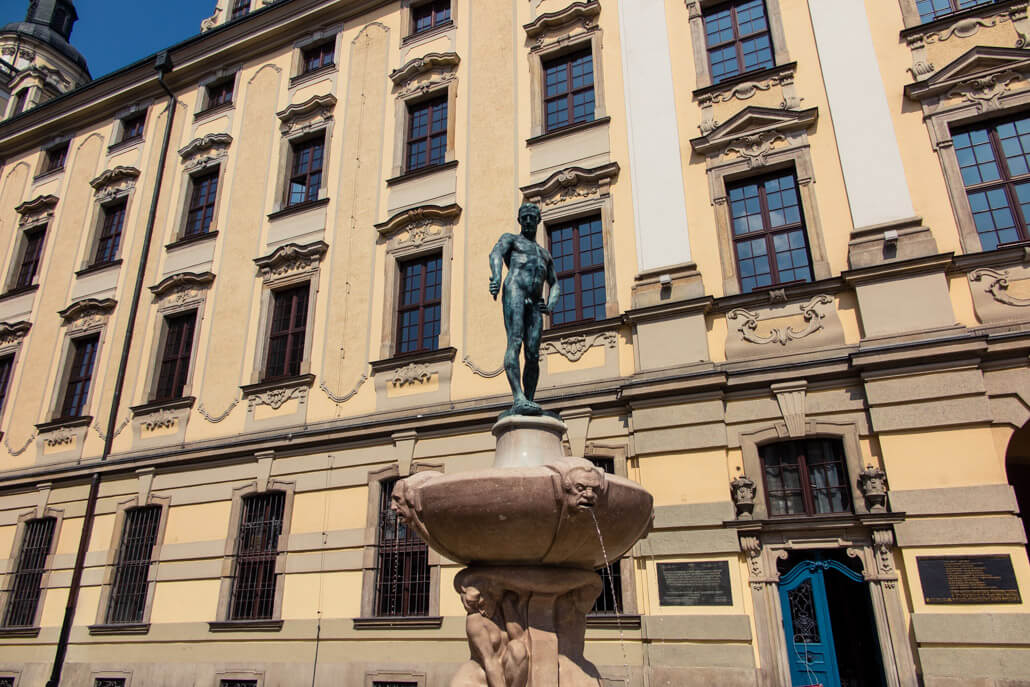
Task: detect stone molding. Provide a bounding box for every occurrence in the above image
[726,294,836,350]
[770,380,807,437]
[14,194,58,226]
[149,271,216,305]
[253,241,327,283]
[178,133,232,172]
[0,321,31,347]
[374,203,462,246]
[691,106,818,164]
[58,297,117,333]
[519,162,619,208]
[970,266,1030,307]
[89,166,140,202]
[905,45,1030,102]
[522,1,600,47]
[694,62,802,135]
[275,93,337,136]
[541,330,616,362]
[389,52,460,97]
[241,374,315,412]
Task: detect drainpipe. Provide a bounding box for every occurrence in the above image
[47,51,176,687]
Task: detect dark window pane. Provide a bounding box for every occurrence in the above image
[229,492,285,620]
[155,311,197,400]
[121,114,145,142]
[185,169,219,236]
[406,96,447,171]
[760,439,851,517]
[917,0,994,23]
[412,0,450,34]
[60,335,99,418]
[3,517,56,627]
[542,49,594,132]
[44,142,68,173]
[374,478,430,616]
[396,254,443,354]
[94,200,126,265]
[264,285,308,379]
[302,41,335,73]
[230,0,250,20]
[548,215,605,326]
[287,137,324,206]
[15,225,46,288]
[704,0,774,84]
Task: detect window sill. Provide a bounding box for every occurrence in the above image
[0,284,39,302]
[386,159,458,186]
[290,63,337,88]
[527,116,610,147]
[36,415,92,433]
[0,626,40,638]
[586,613,640,629]
[693,62,796,100]
[544,315,622,339]
[107,136,143,154]
[712,275,845,314]
[88,623,150,635]
[267,196,330,221]
[352,616,443,630]
[402,20,454,46]
[901,0,1021,36]
[166,230,218,251]
[241,373,316,397]
[75,259,123,278]
[194,101,235,120]
[208,619,283,632]
[724,510,905,532]
[370,346,457,374]
[33,167,65,183]
[130,396,196,417]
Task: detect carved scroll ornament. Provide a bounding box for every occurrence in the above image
[541,331,616,362]
[727,294,833,346]
[970,267,1030,306]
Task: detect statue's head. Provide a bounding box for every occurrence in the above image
[518,202,541,236]
[562,465,604,512]
[459,581,499,617]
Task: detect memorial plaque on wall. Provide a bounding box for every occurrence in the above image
[917,555,1021,604]
[657,561,732,606]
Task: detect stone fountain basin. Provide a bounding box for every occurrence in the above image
[396,459,654,571]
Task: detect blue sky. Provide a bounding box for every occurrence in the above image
[1,0,217,78]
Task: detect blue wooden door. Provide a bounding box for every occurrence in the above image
[778,559,865,687]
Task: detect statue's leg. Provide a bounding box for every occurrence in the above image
[502,289,527,404]
[523,305,543,402]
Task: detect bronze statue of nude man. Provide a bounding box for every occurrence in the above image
[488,202,560,417]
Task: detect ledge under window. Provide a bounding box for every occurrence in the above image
[194,101,235,120]
[166,230,218,251]
[208,619,284,632]
[130,396,196,417]
[0,284,39,302]
[75,259,123,278]
[267,196,330,221]
[527,116,610,147]
[352,616,443,630]
[370,346,457,374]
[901,0,1019,36]
[35,415,92,433]
[241,373,315,397]
[386,159,458,186]
[402,20,454,46]
[290,63,337,88]
[33,166,64,184]
[88,623,150,635]
[0,626,40,638]
[107,136,143,154]
[544,314,623,339]
[692,62,797,100]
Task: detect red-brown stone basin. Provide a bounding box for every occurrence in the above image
[392,458,654,571]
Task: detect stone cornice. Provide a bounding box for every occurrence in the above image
[148,271,216,298]
[690,106,818,155]
[254,241,328,280]
[57,297,117,323]
[275,93,337,125]
[14,194,58,216]
[519,162,620,203]
[374,203,462,237]
[904,46,1030,101]
[0,321,31,346]
[522,1,601,40]
[177,132,233,158]
[389,52,460,87]
[89,166,140,190]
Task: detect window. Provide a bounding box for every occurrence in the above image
[952,115,1030,251]
[0,677,14,687]
[105,506,160,624]
[0,356,13,414]
[184,169,219,237]
[761,438,851,516]
[94,680,125,687]
[548,215,605,326]
[2,517,55,627]
[94,200,126,265]
[543,49,595,133]
[373,683,417,687]
[205,79,234,110]
[43,142,68,174]
[703,0,775,84]
[13,225,46,289]
[230,0,250,20]
[286,136,324,206]
[220,682,256,687]
[916,0,995,22]
[229,492,285,620]
[406,96,448,172]
[300,41,335,74]
[11,89,28,116]
[411,0,451,34]
[374,478,430,616]
[587,456,622,615]
[396,254,442,355]
[264,285,308,380]
[59,335,99,419]
[727,171,812,293]
[119,113,145,143]
[155,312,196,401]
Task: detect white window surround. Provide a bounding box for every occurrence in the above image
[388,52,460,179]
[83,166,140,270]
[174,134,232,243]
[290,25,342,85]
[8,194,57,292]
[272,94,337,214]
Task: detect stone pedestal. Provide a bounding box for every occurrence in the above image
[492,415,567,468]
[451,566,603,687]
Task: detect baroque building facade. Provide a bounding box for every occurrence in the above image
[0,0,1027,686]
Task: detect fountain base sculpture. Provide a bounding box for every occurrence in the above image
[392,416,654,687]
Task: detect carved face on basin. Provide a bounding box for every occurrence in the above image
[390,481,414,524]
[563,467,603,512]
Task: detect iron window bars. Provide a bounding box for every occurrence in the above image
[373,478,431,616]
[106,505,161,624]
[2,517,56,627]
[228,492,285,621]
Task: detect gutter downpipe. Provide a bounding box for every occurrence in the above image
[46,51,176,687]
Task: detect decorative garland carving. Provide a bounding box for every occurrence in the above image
[197,396,240,423]
[970,267,1030,306]
[390,363,432,386]
[727,294,833,346]
[92,417,130,441]
[523,1,600,48]
[724,133,786,168]
[390,52,461,96]
[276,94,337,135]
[15,194,59,225]
[927,15,1002,43]
[140,409,178,432]
[375,204,461,247]
[320,372,368,403]
[520,162,619,207]
[150,271,216,304]
[0,321,30,347]
[43,427,76,448]
[58,298,117,333]
[462,356,504,379]
[5,432,36,456]
[541,331,616,362]
[947,71,1022,113]
[254,241,328,282]
[248,384,308,411]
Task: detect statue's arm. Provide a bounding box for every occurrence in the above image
[466,615,506,687]
[544,255,560,313]
[488,234,514,299]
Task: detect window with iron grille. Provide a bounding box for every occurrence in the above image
[230,0,251,20]
[185,169,219,236]
[373,683,417,687]
[301,41,335,74]
[155,311,196,401]
[220,681,257,687]
[264,285,308,380]
[727,170,812,293]
[0,355,12,415]
[0,676,14,687]
[586,456,622,615]
[119,114,145,143]
[2,517,56,627]
[760,438,851,517]
[548,215,605,326]
[411,0,450,34]
[396,254,442,355]
[917,0,995,23]
[952,115,1030,251]
[106,505,161,624]
[286,136,324,206]
[14,225,46,289]
[205,78,234,110]
[59,335,99,419]
[543,49,594,133]
[703,0,774,84]
[229,492,285,621]
[93,679,125,687]
[93,200,126,265]
[43,141,68,173]
[406,96,448,172]
[374,478,430,617]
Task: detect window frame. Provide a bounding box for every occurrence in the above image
[118,113,146,145]
[153,310,198,401]
[284,134,326,208]
[409,0,452,36]
[183,167,221,238]
[686,0,790,90]
[92,198,127,267]
[300,40,336,76]
[389,55,458,179]
[41,140,69,175]
[541,47,596,134]
[759,438,853,517]
[547,213,608,328]
[263,284,310,381]
[229,0,251,21]
[394,253,444,356]
[49,299,113,424]
[404,94,449,173]
[202,78,235,113]
[701,0,777,86]
[57,333,100,420]
[9,223,47,292]
[0,508,63,632]
[909,0,999,24]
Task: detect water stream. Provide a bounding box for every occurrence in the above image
[590,509,632,684]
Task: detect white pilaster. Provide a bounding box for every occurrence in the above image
[808,0,916,229]
[618,0,693,272]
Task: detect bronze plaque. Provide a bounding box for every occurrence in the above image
[657,561,732,606]
[917,555,1021,604]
